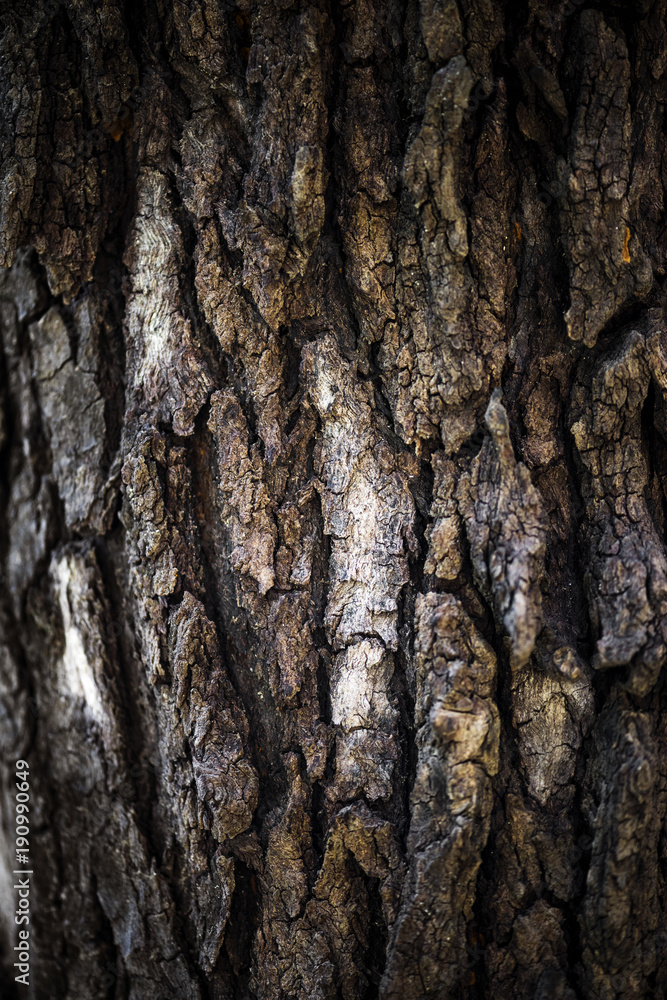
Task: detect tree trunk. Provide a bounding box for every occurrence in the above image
[1,1,666,997]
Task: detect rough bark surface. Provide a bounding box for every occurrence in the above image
[1,1,667,999]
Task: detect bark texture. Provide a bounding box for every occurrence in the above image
[1,1,667,998]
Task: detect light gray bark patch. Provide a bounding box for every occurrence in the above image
[303,333,417,651]
[124,165,213,436]
[457,390,548,668]
[302,334,416,802]
[123,77,214,438]
[328,641,399,803]
[303,333,416,805]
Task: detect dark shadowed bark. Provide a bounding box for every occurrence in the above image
[1,1,667,998]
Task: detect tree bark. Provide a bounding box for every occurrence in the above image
[0,1,666,998]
